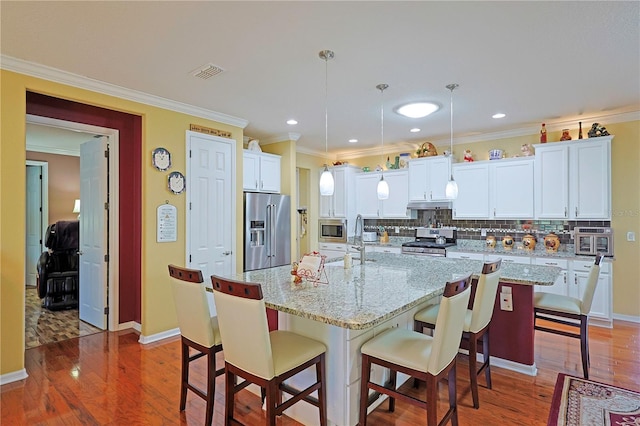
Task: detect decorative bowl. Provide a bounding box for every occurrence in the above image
[489,149,503,160]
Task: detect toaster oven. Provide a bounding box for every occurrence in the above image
[574,227,614,256]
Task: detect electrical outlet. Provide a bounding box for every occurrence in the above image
[395,226,400,234]
[627,231,636,242]
[481,228,487,237]
[500,292,513,311]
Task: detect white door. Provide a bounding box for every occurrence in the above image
[187,131,235,315]
[79,137,108,329]
[26,165,43,286]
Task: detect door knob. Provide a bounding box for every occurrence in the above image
[223,251,232,255]
[77,250,84,255]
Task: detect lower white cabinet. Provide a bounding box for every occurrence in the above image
[446,251,485,261]
[318,242,348,260]
[534,258,569,296]
[368,245,401,254]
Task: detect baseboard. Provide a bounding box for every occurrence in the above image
[613,313,640,324]
[490,357,538,376]
[138,327,180,344]
[0,368,28,385]
[117,321,141,332]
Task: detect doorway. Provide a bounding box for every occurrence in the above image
[24,115,118,346]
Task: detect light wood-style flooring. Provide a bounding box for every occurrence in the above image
[2,320,639,425]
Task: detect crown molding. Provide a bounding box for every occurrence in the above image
[262,132,301,145]
[1,55,249,129]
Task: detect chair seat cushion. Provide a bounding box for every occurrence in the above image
[270,330,326,377]
[415,304,474,333]
[360,328,433,373]
[534,292,581,315]
[210,316,223,346]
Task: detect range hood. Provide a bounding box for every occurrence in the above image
[406,200,452,210]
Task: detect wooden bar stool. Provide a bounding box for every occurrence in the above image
[534,253,603,379]
[358,275,472,426]
[168,265,224,426]
[413,259,502,409]
[211,275,327,426]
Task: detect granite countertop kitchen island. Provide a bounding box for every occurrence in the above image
[220,253,561,426]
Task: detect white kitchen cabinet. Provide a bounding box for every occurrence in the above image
[368,245,402,254]
[355,170,411,219]
[408,156,451,202]
[319,165,357,219]
[446,251,485,261]
[534,137,612,219]
[243,150,281,193]
[451,162,490,219]
[533,258,568,296]
[318,242,348,260]
[490,158,534,218]
[569,259,612,326]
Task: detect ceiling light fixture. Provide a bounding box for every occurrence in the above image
[410,128,421,133]
[376,83,390,200]
[286,119,298,125]
[348,139,358,143]
[396,102,439,118]
[445,83,459,200]
[492,113,506,119]
[319,50,335,196]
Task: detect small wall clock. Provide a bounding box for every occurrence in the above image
[152,147,171,171]
[168,171,186,194]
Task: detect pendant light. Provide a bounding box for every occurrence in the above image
[445,83,459,200]
[319,50,335,196]
[376,83,389,200]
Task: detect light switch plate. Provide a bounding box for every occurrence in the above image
[627,231,636,242]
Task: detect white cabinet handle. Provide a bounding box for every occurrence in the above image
[429,191,433,200]
[493,208,496,217]
[564,207,567,218]
[423,192,427,200]
[255,180,258,189]
[575,206,578,217]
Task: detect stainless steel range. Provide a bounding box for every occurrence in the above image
[401,228,457,256]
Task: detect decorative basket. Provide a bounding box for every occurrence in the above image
[417,142,438,157]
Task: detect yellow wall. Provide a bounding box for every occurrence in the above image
[0,70,244,376]
[295,152,330,253]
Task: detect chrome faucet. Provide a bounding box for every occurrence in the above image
[351,214,365,265]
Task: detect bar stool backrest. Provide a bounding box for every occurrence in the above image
[468,259,502,333]
[580,253,603,315]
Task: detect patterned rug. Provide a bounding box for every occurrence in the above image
[548,373,640,426]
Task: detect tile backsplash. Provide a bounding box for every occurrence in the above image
[364,209,610,244]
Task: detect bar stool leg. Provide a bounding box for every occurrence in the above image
[469,333,480,409]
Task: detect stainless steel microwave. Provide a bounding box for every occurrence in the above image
[574,227,614,256]
[319,219,347,243]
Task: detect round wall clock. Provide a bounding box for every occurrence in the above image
[152,147,171,171]
[168,171,186,194]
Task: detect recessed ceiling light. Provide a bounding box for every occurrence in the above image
[492,113,506,119]
[396,102,440,118]
[410,128,421,133]
[286,119,298,125]
[348,139,358,143]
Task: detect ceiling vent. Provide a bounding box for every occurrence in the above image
[191,63,224,80]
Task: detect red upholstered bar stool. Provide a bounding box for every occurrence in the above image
[211,275,327,426]
[534,253,603,379]
[358,275,472,426]
[413,259,502,409]
[168,265,224,426]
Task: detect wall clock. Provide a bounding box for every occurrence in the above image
[167,171,186,194]
[152,147,171,171]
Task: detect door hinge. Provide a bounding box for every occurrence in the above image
[39,239,42,245]
[104,149,109,158]
[104,202,109,210]
[189,202,192,210]
[104,307,109,315]
[39,207,42,212]
[189,150,192,158]
[39,174,42,180]
[104,254,109,262]
[189,255,192,263]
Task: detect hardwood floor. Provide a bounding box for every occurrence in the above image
[2,320,638,425]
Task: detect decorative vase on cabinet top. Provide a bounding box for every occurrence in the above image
[544,233,560,253]
[522,234,536,250]
[502,235,514,250]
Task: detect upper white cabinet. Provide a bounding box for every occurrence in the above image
[243,150,281,193]
[408,156,451,201]
[535,137,612,219]
[490,158,534,218]
[452,158,534,219]
[355,170,411,219]
[319,165,357,219]
[451,162,490,219]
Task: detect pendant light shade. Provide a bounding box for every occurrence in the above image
[319,165,335,196]
[376,83,390,200]
[319,50,335,196]
[445,83,459,200]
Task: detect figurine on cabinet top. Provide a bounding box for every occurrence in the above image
[521,144,533,157]
[560,129,572,141]
[463,150,474,162]
[247,139,262,152]
[588,123,610,138]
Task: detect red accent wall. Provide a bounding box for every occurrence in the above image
[26,92,142,324]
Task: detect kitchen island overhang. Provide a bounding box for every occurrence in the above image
[213,253,560,426]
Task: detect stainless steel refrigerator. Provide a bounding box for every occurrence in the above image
[244,192,291,271]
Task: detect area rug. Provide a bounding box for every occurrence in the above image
[548,373,640,426]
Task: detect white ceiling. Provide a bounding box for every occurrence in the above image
[3,1,639,157]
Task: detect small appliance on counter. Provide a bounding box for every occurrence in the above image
[362,231,378,242]
[574,227,614,256]
[401,228,457,256]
